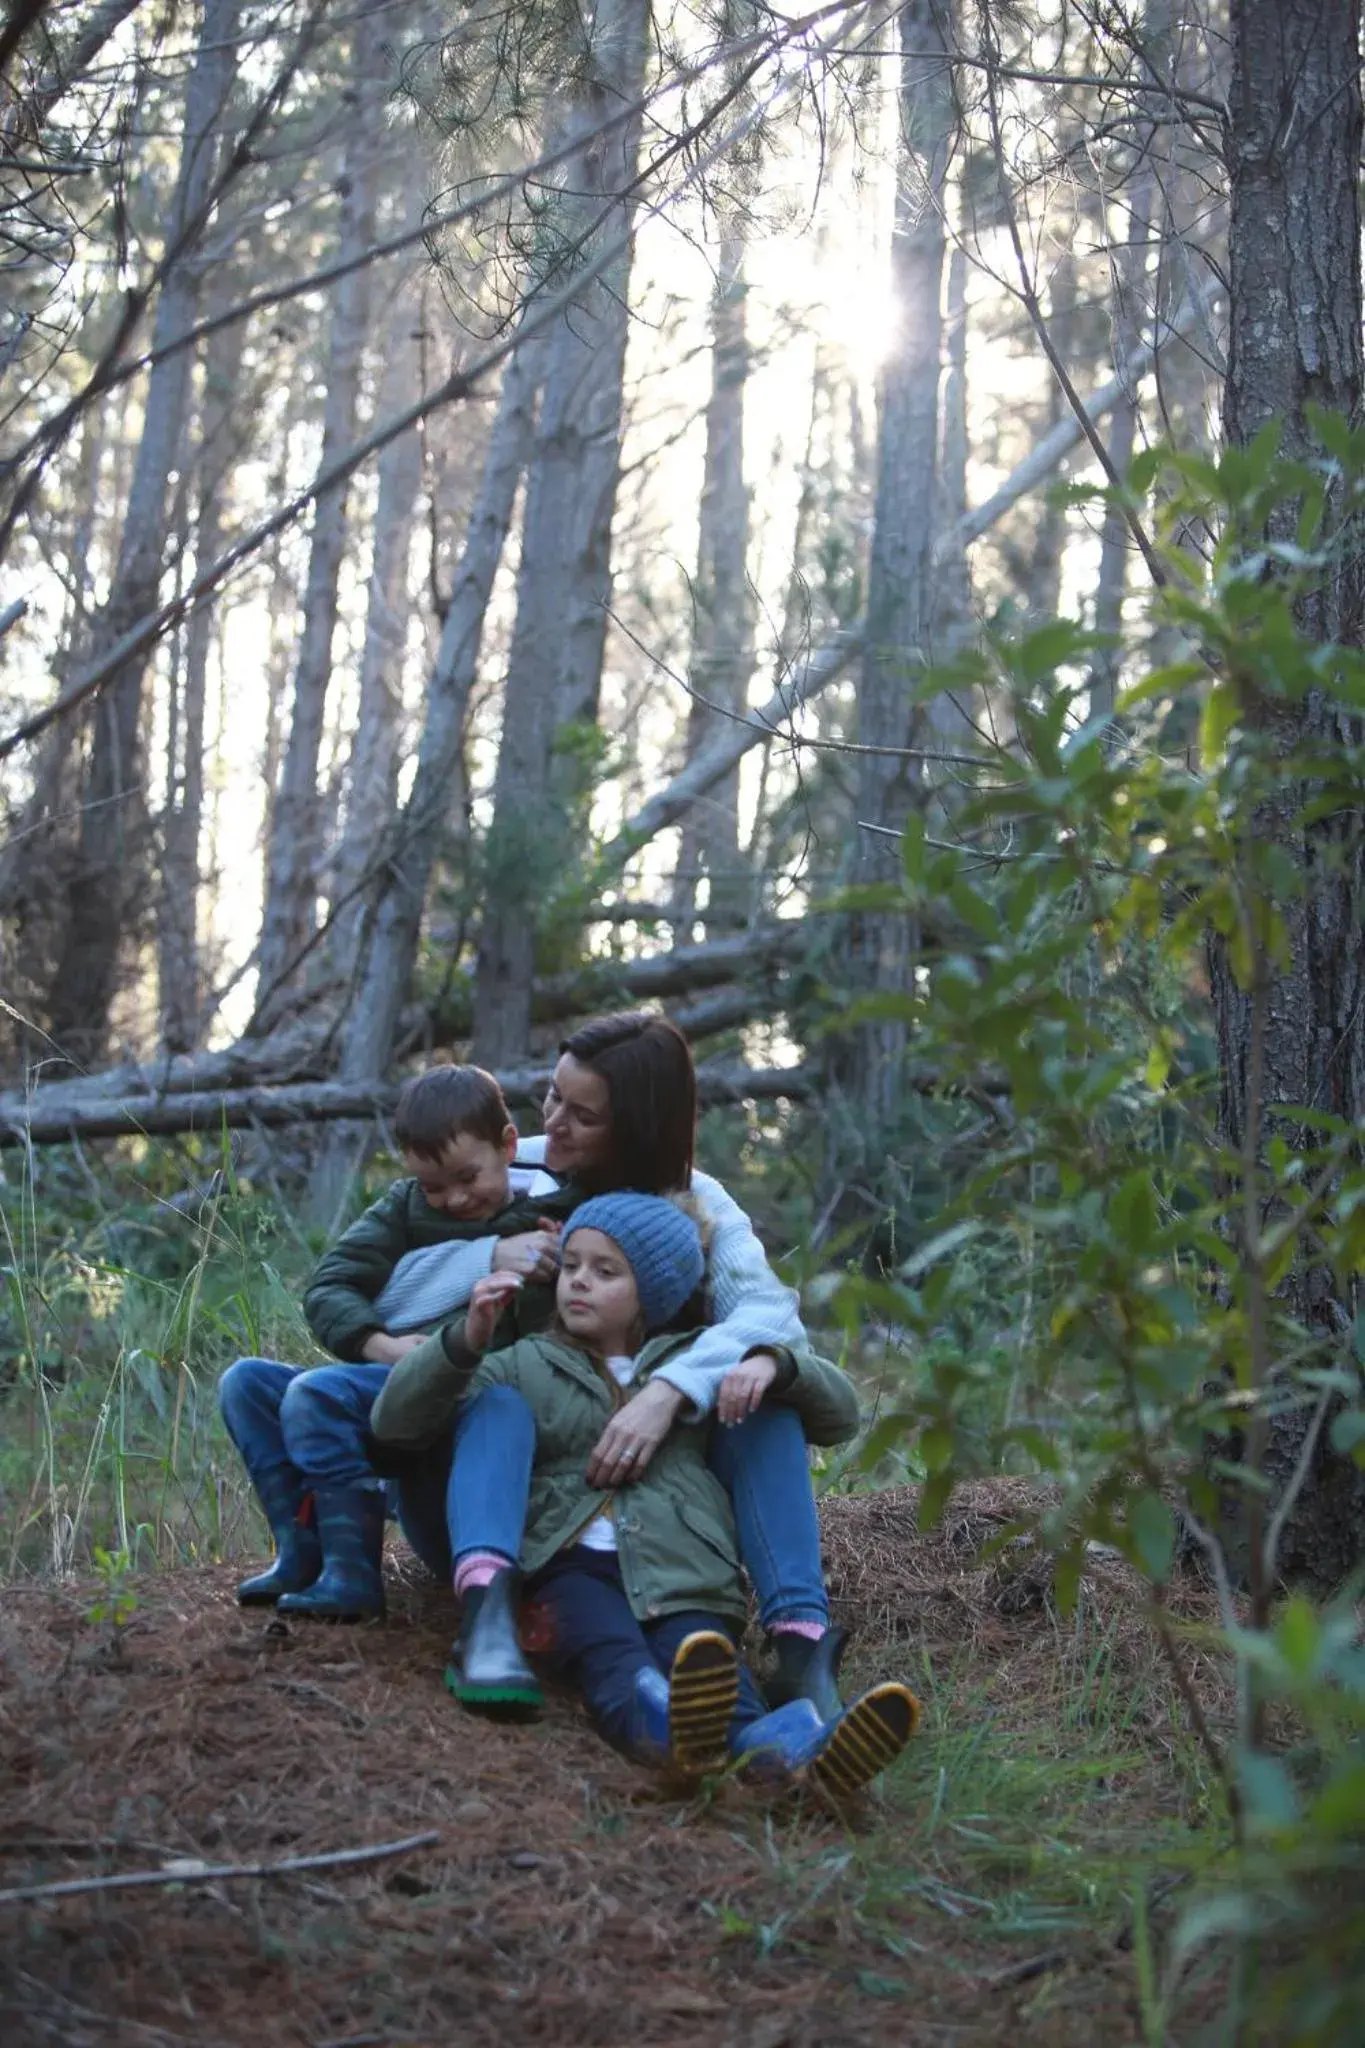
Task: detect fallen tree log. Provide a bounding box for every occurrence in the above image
[1,1057,1017,1147]
[0,933,809,1127]
[0,1062,819,1146]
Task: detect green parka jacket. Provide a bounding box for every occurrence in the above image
[303,1176,579,1361]
[369,1325,861,1625]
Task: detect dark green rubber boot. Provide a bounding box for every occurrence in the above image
[445,1569,542,1718]
[236,1469,322,1606]
[764,1626,850,1722]
[276,1487,386,1620]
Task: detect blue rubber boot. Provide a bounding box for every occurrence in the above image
[236,1468,322,1606]
[735,1685,921,1794]
[276,1487,386,1619]
[626,1666,672,1761]
[625,1632,738,1773]
[732,1698,827,1778]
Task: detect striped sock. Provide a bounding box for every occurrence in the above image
[453,1550,513,1599]
[770,1618,826,1641]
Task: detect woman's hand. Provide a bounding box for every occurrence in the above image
[491,1219,562,1281]
[586,1379,685,1489]
[465,1271,524,1352]
[716,1350,780,1425]
[361,1331,426,1366]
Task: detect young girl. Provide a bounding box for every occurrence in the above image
[370,1192,919,1794]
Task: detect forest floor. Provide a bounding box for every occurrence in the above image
[1,1481,1231,2048]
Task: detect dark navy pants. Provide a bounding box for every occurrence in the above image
[527,1544,767,1752]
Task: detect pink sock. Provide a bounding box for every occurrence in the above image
[770,1618,826,1641]
[454,1551,511,1599]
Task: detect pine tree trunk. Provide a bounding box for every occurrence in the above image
[922,229,979,770]
[672,215,753,937]
[43,0,239,1063]
[1088,0,1167,721]
[472,0,649,1065]
[825,0,953,1205]
[305,342,539,1224]
[327,264,425,970]
[1212,0,1365,1586]
[158,318,241,1052]
[253,8,383,1030]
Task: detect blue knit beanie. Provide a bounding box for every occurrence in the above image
[563,1193,706,1331]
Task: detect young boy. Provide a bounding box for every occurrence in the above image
[303,1065,573,1364]
[219,1065,578,1620]
[369,1193,920,1796]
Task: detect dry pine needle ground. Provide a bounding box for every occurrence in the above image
[0,1483,1229,2047]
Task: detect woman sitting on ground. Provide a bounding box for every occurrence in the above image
[371,1011,854,1723]
[370,1190,919,1792]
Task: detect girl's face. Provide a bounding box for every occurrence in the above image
[557,1228,641,1352]
[543,1054,613,1178]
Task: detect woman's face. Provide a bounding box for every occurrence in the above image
[542,1053,613,1178]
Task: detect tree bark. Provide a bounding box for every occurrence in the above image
[322,343,538,1072]
[471,0,650,1064]
[326,260,426,969]
[159,315,243,1053]
[252,6,383,1031]
[42,0,239,1064]
[1088,0,1168,721]
[672,213,754,937]
[825,0,953,1199]
[304,338,534,1228]
[1212,0,1365,1586]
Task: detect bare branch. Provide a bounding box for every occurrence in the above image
[0,1831,441,1905]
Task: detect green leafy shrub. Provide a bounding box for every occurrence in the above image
[821,425,1365,2041]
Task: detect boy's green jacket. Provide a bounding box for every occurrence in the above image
[368,1324,861,1625]
[304,1177,579,1361]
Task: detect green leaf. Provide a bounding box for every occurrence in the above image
[1128,445,1164,495]
[1329,1408,1365,1461]
[1119,660,1207,713]
[1108,1172,1158,1254]
[1129,1492,1176,1584]
[858,1410,919,1470]
[920,1425,954,1473]
[899,1221,982,1283]
[1237,1747,1299,1830]
[1200,681,1239,763]
[900,810,927,885]
[1275,1595,1320,1678]
[917,1469,953,1529]
[1052,1545,1082,1614]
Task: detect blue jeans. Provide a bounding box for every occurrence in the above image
[449,1394,829,1630]
[528,1545,767,1750]
[218,1358,534,1580]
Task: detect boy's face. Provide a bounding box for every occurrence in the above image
[557,1228,641,1352]
[405,1126,517,1221]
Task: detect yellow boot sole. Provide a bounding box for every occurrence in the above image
[811,1682,920,1798]
[668,1631,739,1774]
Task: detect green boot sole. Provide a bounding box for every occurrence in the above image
[444,1660,542,1719]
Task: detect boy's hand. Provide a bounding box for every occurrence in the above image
[466,1271,524,1352]
[361,1332,426,1365]
[717,1351,780,1425]
[492,1220,562,1281]
[586,1379,685,1489]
